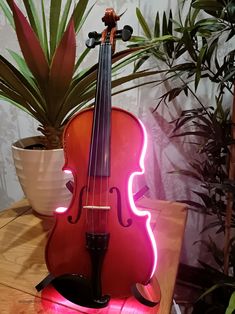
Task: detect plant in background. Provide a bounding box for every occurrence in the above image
[0,0,93,148]
[171,103,235,313]
[129,0,235,312]
[0,0,163,149]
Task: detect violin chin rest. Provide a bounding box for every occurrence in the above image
[51,274,110,308]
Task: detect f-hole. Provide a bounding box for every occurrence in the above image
[68,185,87,224]
[109,187,132,227]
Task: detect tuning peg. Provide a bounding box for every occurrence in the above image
[121,25,133,41]
[85,38,100,49]
[116,25,133,42]
[88,31,102,39]
[123,25,133,34]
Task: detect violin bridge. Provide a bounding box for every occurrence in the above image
[83,205,111,210]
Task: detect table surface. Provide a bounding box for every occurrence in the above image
[0,197,187,314]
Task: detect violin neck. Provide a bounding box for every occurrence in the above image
[88,43,112,177]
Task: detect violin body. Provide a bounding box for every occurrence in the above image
[45,107,156,297]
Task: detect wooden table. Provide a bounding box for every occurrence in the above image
[0,198,187,314]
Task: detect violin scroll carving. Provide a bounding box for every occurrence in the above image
[85,8,133,52]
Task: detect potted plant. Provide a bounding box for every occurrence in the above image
[0,0,160,215]
[129,1,235,312]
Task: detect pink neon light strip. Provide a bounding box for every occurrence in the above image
[54,169,73,213]
[55,206,68,213]
[127,119,157,279]
[63,169,72,174]
[56,121,157,278]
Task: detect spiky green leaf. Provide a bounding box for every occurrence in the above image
[48,18,76,115]
[73,0,89,32]
[49,0,62,58]
[0,0,14,27]
[22,0,44,46]
[9,0,49,90]
[136,7,152,39]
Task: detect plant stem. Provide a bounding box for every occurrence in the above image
[224,82,235,275]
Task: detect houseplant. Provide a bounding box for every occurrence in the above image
[1,0,93,215]
[129,1,235,312]
[0,0,162,215]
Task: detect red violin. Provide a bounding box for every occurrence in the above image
[45,8,157,308]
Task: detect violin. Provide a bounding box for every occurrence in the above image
[45,8,157,308]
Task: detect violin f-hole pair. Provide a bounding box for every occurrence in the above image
[45,8,158,308]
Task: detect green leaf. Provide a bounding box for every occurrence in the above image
[0,93,33,116]
[168,10,173,34]
[171,130,211,138]
[154,12,160,37]
[49,0,62,59]
[198,282,235,302]
[193,190,212,208]
[0,81,38,118]
[75,2,95,35]
[10,0,49,91]
[162,11,168,36]
[175,200,208,211]
[170,169,202,181]
[222,67,235,83]
[0,55,47,120]
[226,292,235,314]
[129,35,147,43]
[191,7,200,25]
[0,0,14,28]
[22,0,44,47]
[134,56,150,72]
[57,0,72,42]
[7,49,36,86]
[173,112,206,132]
[74,48,90,73]
[182,29,197,61]
[48,19,76,116]
[73,0,89,33]
[206,37,219,68]
[195,45,207,90]
[40,0,49,60]
[136,7,152,39]
[192,1,224,11]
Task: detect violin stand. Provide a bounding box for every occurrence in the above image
[36,232,111,308]
[36,272,160,309]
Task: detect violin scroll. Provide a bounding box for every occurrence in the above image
[85,8,133,52]
[102,8,120,28]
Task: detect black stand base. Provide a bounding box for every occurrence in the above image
[50,274,110,308]
[36,273,160,309]
[132,282,160,307]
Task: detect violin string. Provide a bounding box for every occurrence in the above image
[85,44,103,234]
[99,44,105,214]
[92,43,105,234]
[106,44,112,228]
[102,43,111,233]
[99,44,106,230]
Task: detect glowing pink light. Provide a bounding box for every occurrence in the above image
[41,285,152,313]
[63,169,72,174]
[55,206,68,213]
[128,119,157,279]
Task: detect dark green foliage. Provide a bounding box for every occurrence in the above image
[133,1,235,312]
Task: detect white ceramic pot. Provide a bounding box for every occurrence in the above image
[12,136,73,216]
